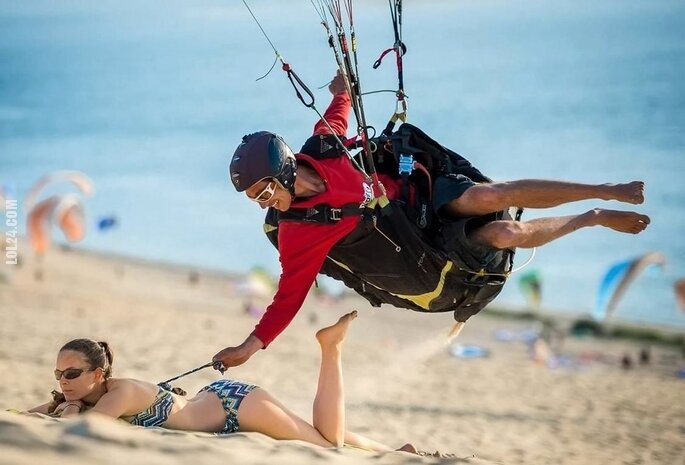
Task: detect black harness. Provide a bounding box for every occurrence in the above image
[264,124,521,322]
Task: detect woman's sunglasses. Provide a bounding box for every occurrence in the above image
[54,367,94,380]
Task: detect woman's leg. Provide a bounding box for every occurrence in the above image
[234,312,357,448]
[236,313,359,447]
[236,312,403,452]
[311,311,356,447]
[236,388,333,447]
[343,431,396,452]
[313,312,397,452]
[237,387,399,452]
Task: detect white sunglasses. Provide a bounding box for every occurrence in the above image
[248,180,278,204]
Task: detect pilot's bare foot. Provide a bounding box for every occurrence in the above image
[589,209,650,234]
[607,181,645,205]
[315,311,358,348]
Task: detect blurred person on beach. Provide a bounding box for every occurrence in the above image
[23,312,417,453]
[216,70,650,369]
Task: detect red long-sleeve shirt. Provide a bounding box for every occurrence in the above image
[252,92,403,347]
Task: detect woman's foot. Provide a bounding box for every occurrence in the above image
[315,311,358,348]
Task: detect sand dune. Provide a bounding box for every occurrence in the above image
[1,242,683,464]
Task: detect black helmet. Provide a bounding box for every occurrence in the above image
[229,131,297,195]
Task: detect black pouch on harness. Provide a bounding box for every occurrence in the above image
[365,123,494,235]
[389,123,491,184]
[300,134,347,160]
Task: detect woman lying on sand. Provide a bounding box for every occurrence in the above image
[26,311,415,453]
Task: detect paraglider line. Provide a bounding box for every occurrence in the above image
[256,55,279,81]
[242,0,280,56]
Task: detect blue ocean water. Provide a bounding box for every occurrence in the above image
[1,0,684,328]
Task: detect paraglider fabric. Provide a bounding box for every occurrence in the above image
[27,194,86,254]
[595,252,666,322]
[25,171,94,254]
[25,171,94,212]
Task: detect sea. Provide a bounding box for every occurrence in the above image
[1,0,684,329]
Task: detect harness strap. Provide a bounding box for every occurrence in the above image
[278,202,362,224]
[374,0,407,137]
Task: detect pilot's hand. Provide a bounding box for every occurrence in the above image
[212,335,264,369]
[329,69,348,96]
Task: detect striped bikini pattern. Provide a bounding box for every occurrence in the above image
[128,389,174,427]
[199,379,256,433]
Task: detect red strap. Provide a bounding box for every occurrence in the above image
[373,47,395,69]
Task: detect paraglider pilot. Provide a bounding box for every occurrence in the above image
[213,71,650,369]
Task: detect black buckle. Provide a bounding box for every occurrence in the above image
[288,204,350,224]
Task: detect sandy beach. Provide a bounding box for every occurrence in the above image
[1,242,683,465]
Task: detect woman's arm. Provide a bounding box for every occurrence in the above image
[26,401,54,415]
[25,399,83,417]
[55,401,84,418]
[87,383,137,419]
